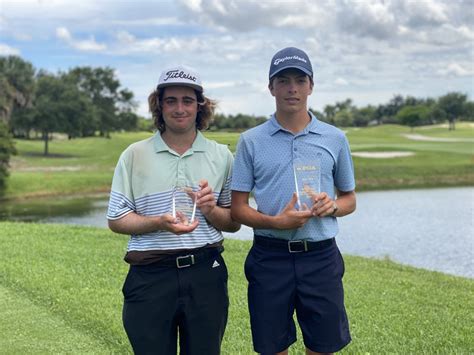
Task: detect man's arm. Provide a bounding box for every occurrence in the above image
[197,180,240,232]
[231,191,312,230]
[108,212,198,235]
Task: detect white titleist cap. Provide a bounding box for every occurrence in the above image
[157,65,203,92]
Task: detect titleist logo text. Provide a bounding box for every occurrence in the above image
[163,70,197,82]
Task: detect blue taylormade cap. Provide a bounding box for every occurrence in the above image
[269,47,313,80]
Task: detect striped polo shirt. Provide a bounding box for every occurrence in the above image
[107,131,233,251]
[231,112,355,242]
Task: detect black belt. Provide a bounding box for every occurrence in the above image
[135,246,223,269]
[254,235,334,253]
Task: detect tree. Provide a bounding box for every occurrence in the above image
[323,104,336,125]
[375,94,404,124]
[67,67,137,137]
[396,105,429,132]
[353,106,375,127]
[32,72,94,155]
[463,101,474,121]
[0,56,35,123]
[0,121,16,196]
[334,109,353,127]
[437,92,468,130]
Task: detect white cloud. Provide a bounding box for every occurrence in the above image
[56,27,72,41]
[396,0,448,27]
[56,26,106,52]
[177,0,329,31]
[116,30,136,44]
[0,43,20,55]
[111,17,183,27]
[437,63,474,77]
[337,0,397,40]
[335,78,349,86]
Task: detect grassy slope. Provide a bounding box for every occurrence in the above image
[346,124,474,190]
[0,222,473,354]
[5,123,473,199]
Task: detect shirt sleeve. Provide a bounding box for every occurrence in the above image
[231,135,255,192]
[217,149,233,208]
[334,135,356,192]
[107,152,136,220]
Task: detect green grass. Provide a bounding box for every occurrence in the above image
[0,284,108,353]
[4,123,473,199]
[1,222,473,354]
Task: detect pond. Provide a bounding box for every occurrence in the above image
[1,187,472,278]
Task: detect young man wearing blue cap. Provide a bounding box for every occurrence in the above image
[231,47,356,354]
[107,65,240,355]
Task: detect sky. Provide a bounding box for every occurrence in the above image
[0,0,473,118]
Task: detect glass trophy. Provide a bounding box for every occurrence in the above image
[172,185,198,225]
[293,156,321,211]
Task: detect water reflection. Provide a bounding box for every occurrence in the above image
[0,195,108,223]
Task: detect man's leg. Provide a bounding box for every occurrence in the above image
[179,253,229,355]
[245,244,298,355]
[295,242,351,354]
[122,265,180,355]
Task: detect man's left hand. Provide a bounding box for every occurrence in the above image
[196,179,216,216]
[311,192,336,217]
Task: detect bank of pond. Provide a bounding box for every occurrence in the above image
[1,187,472,279]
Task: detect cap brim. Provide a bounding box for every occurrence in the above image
[157,82,203,92]
[270,65,313,79]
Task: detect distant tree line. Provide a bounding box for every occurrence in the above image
[310,94,473,131]
[207,93,473,132]
[210,113,268,130]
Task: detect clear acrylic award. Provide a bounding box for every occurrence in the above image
[171,185,198,225]
[293,156,321,211]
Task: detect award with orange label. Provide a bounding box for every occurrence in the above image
[293,155,321,211]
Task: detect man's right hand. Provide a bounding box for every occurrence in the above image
[273,193,312,229]
[159,214,199,235]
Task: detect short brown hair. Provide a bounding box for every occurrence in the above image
[148,88,217,133]
[268,71,314,89]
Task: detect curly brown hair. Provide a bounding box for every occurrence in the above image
[148,87,217,133]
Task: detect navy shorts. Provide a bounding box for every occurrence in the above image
[122,249,228,355]
[244,236,351,354]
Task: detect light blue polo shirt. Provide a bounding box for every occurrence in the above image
[231,112,355,241]
[107,131,233,250]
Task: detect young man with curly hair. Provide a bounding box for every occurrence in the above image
[107,65,240,355]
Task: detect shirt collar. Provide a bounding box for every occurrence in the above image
[153,130,207,153]
[268,111,324,136]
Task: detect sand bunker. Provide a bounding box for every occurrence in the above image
[352,151,415,158]
[403,134,473,143]
[16,166,83,172]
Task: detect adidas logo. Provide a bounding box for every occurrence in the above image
[212,260,220,268]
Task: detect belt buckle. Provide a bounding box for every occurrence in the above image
[176,254,195,268]
[288,240,308,253]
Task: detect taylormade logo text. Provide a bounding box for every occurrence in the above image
[274,55,307,66]
[163,70,197,82]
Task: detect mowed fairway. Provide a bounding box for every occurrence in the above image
[4,122,473,199]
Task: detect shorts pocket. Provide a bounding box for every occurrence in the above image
[337,247,346,278]
[243,247,254,282]
[122,268,149,301]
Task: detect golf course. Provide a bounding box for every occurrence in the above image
[1,122,473,354]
